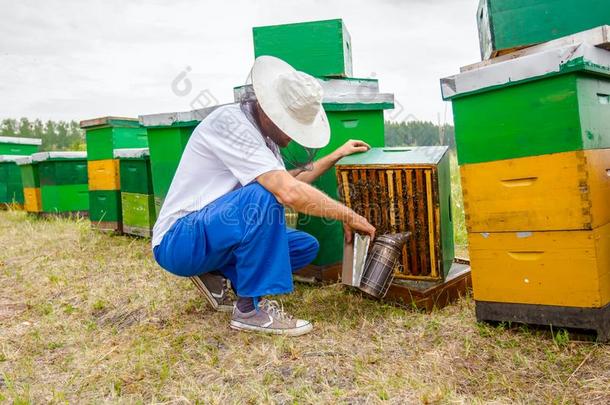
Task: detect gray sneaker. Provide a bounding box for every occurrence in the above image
[230,299,313,336]
[189,273,234,312]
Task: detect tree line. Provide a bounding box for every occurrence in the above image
[0,118,455,151]
[0,118,85,151]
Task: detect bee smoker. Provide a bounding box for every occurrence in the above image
[359,232,411,299]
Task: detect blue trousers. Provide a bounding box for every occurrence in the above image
[153,183,319,297]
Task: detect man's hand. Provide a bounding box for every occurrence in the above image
[343,213,376,243]
[333,139,371,160]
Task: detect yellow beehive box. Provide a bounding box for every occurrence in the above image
[87,159,120,191]
[469,225,610,308]
[461,149,610,232]
[23,187,42,213]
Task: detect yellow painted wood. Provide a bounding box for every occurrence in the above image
[469,224,610,308]
[87,159,120,191]
[461,149,610,232]
[23,187,41,213]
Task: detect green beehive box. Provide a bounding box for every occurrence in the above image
[33,152,90,216]
[0,136,42,155]
[114,148,153,195]
[121,192,156,237]
[0,155,27,206]
[90,190,122,225]
[80,117,148,161]
[477,0,610,60]
[18,158,39,189]
[140,106,221,213]
[441,43,610,165]
[253,19,352,77]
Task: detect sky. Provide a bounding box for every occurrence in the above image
[0,0,481,125]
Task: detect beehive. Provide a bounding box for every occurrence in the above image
[81,117,148,233]
[32,152,89,216]
[461,149,610,232]
[0,155,27,208]
[140,106,221,215]
[114,148,155,237]
[15,156,42,213]
[336,147,455,281]
[441,43,610,165]
[253,19,352,77]
[477,0,610,59]
[0,136,41,156]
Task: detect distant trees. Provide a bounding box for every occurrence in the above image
[385,121,455,149]
[0,118,85,151]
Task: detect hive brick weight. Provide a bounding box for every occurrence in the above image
[283,106,389,267]
[253,19,352,77]
[0,136,41,155]
[33,152,89,216]
[336,147,455,282]
[461,149,610,232]
[0,157,26,206]
[452,72,610,165]
[477,0,610,60]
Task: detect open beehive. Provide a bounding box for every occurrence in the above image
[336,146,454,282]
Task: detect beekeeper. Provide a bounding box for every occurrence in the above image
[152,55,375,336]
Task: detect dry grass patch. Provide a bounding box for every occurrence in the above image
[0,210,609,404]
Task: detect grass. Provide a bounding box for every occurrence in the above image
[1,210,609,403]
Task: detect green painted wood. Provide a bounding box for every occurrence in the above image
[478,0,610,59]
[437,153,455,278]
[119,157,153,195]
[0,162,24,204]
[121,192,155,230]
[284,109,386,266]
[337,146,449,166]
[85,125,148,161]
[89,190,122,222]
[0,143,39,155]
[41,184,90,213]
[253,19,352,77]
[146,125,196,206]
[39,159,89,186]
[19,163,39,188]
[451,73,610,164]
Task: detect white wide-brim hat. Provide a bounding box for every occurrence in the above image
[251,56,330,149]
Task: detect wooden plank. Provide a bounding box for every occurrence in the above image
[425,170,438,278]
[415,170,429,276]
[361,169,370,220]
[386,170,397,233]
[405,169,419,275]
[475,301,610,343]
[394,170,409,274]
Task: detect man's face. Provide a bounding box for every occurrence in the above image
[255,104,292,148]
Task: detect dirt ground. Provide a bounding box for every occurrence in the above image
[1,210,609,404]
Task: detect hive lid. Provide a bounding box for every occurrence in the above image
[139,104,227,128]
[337,146,449,166]
[234,81,394,111]
[0,154,29,163]
[441,42,610,100]
[14,156,33,165]
[79,116,140,129]
[0,136,42,146]
[32,151,87,162]
[113,147,150,159]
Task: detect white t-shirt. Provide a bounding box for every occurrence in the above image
[151,103,286,248]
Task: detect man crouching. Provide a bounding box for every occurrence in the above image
[152,56,375,336]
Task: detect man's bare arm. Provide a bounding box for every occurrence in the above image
[257,169,375,241]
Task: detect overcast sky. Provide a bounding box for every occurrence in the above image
[0,0,480,124]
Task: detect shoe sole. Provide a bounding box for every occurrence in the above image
[189,276,233,313]
[229,320,313,337]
